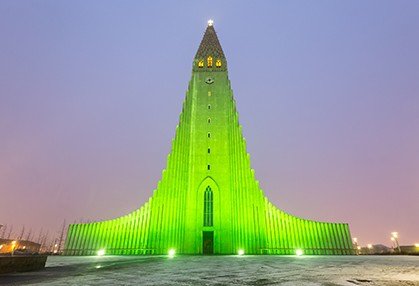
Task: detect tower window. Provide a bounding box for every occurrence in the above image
[204,186,213,226]
[216,59,222,67]
[208,118,211,124]
[208,104,211,110]
[208,148,210,154]
[207,56,213,68]
[198,60,204,68]
[207,164,211,170]
[207,132,211,138]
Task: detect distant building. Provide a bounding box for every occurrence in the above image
[359,244,392,255]
[400,245,419,255]
[64,22,354,255]
[0,239,41,254]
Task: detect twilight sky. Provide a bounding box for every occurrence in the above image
[1,1,418,246]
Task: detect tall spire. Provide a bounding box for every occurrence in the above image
[194,20,226,71]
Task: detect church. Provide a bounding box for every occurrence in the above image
[64,22,354,256]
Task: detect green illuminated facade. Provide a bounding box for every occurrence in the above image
[64,23,354,255]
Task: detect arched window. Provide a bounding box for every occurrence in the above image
[198,60,204,68]
[204,186,213,226]
[207,56,213,68]
[208,118,211,124]
[216,59,222,67]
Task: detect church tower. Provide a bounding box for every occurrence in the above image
[64,22,354,255]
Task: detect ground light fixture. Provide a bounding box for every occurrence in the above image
[237,249,245,256]
[295,249,304,256]
[97,249,105,256]
[168,249,176,258]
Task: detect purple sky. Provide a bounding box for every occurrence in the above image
[1,1,418,246]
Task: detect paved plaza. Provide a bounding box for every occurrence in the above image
[1,255,418,285]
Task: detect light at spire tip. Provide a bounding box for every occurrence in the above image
[207,19,214,26]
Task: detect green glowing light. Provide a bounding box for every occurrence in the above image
[168,249,176,258]
[238,249,245,256]
[296,249,303,256]
[97,249,105,256]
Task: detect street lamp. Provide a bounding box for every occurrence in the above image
[352,237,359,254]
[11,240,17,256]
[367,244,373,254]
[391,232,401,253]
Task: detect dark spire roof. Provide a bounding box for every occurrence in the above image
[195,24,226,61]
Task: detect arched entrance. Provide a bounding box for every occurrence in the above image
[203,186,214,254]
[196,177,220,255]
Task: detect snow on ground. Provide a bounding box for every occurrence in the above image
[0,255,418,285]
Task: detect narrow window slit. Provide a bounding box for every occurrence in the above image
[203,186,213,226]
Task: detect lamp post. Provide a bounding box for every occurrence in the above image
[11,240,17,256]
[367,244,373,255]
[391,232,401,253]
[353,237,359,255]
